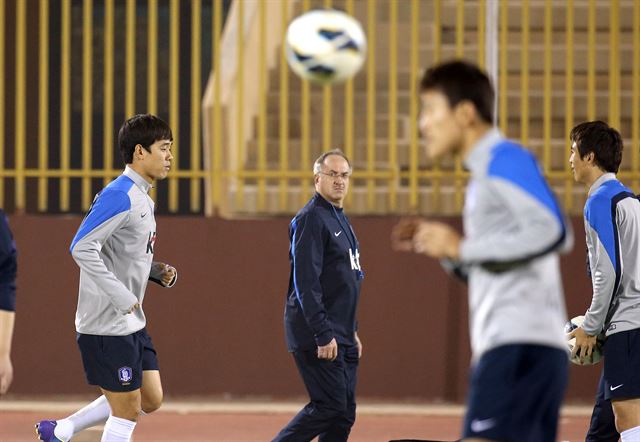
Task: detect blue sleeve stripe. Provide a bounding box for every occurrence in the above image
[290,217,304,312]
[488,141,564,227]
[70,189,131,252]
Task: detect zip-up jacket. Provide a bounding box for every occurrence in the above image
[284,193,363,351]
[0,209,16,312]
[458,129,572,361]
[70,166,172,336]
[582,173,640,337]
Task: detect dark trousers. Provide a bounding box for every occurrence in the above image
[273,345,359,442]
[586,371,619,442]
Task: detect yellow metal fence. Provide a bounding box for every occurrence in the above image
[2,0,639,216]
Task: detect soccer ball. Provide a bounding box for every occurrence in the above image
[285,9,367,84]
[564,315,604,366]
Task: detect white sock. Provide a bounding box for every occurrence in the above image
[621,426,640,442]
[101,415,136,442]
[54,395,111,440]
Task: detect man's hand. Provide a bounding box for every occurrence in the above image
[413,221,461,259]
[152,262,177,287]
[354,332,363,359]
[391,218,424,252]
[0,354,13,395]
[317,338,338,361]
[568,326,598,363]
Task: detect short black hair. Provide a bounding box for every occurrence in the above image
[118,114,173,164]
[569,121,623,173]
[419,60,494,124]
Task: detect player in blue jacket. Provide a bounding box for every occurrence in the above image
[273,150,364,442]
[36,114,177,442]
[0,209,17,396]
[393,60,572,442]
[568,121,640,442]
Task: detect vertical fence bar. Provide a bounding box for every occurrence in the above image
[322,0,332,153]
[212,0,222,211]
[148,0,158,115]
[235,0,245,209]
[543,0,551,174]
[366,0,376,210]
[609,0,620,130]
[82,0,93,210]
[169,0,179,212]
[478,0,485,68]
[0,0,4,207]
[520,0,529,147]
[257,0,267,212]
[15,0,26,211]
[432,0,441,211]
[564,0,574,211]
[38,0,49,211]
[279,0,289,212]
[300,0,310,204]
[633,0,639,191]
[104,0,114,187]
[587,0,595,120]
[126,0,136,118]
[344,0,354,207]
[191,0,202,212]
[388,0,397,211]
[454,0,464,211]
[60,0,71,211]
[499,0,507,134]
[409,0,419,210]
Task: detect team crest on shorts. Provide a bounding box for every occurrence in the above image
[118,366,133,385]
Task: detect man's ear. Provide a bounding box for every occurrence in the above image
[134,144,145,160]
[585,151,596,165]
[454,100,476,126]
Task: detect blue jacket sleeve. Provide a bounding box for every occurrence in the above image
[0,210,17,312]
[290,213,334,346]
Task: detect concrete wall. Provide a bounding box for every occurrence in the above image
[9,215,600,402]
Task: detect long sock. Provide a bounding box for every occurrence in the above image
[621,425,640,442]
[100,415,136,442]
[54,395,111,440]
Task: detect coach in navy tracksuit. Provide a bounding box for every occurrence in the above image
[273,150,364,442]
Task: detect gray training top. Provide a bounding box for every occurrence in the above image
[455,128,572,362]
[70,166,173,336]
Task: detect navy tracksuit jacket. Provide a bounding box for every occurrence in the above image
[284,193,363,352]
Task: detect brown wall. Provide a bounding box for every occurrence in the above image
[9,215,600,402]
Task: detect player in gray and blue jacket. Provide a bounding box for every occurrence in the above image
[37,114,177,442]
[568,121,640,442]
[393,61,572,442]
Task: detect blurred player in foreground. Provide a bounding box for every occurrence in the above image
[392,60,572,442]
[273,150,364,442]
[568,121,640,442]
[36,114,177,442]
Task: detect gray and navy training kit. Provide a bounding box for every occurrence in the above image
[455,129,572,441]
[70,166,174,391]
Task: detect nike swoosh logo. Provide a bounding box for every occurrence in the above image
[141,213,148,218]
[334,231,342,237]
[610,384,624,391]
[470,418,496,433]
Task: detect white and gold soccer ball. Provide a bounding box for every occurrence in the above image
[285,9,367,85]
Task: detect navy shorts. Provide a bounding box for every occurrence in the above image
[77,327,159,392]
[603,328,640,401]
[462,344,568,442]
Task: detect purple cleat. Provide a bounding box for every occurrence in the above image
[35,420,66,442]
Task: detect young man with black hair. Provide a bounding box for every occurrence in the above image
[36,114,178,442]
[568,120,640,442]
[392,60,572,442]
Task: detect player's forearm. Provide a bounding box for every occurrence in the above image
[0,310,15,356]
